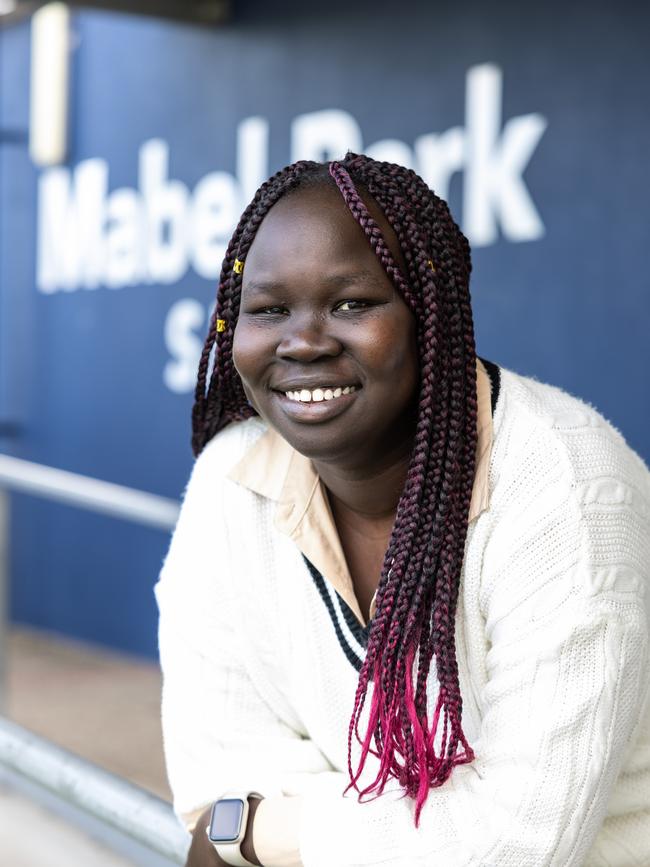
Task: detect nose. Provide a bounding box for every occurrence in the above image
[275,314,342,362]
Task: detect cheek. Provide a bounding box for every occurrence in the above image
[232,326,265,412]
[232,323,264,386]
[365,315,418,387]
[231,327,246,381]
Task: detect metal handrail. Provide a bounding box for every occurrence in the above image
[0,453,180,530]
[0,717,189,863]
[0,453,187,862]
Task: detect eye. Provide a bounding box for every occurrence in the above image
[249,305,288,316]
[335,299,372,312]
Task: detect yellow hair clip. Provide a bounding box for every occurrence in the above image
[233,258,244,274]
[216,319,226,332]
[427,259,437,273]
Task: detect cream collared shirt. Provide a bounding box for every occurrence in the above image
[223,358,494,867]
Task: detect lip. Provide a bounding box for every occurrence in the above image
[272,388,359,423]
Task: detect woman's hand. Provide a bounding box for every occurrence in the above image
[184,798,263,867]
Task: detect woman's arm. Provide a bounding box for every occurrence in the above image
[156,433,332,863]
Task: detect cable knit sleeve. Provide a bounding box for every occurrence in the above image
[295,408,650,866]
[154,429,335,832]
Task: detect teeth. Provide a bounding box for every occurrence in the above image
[284,386,356,403]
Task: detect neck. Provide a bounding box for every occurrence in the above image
[312,440,412,522]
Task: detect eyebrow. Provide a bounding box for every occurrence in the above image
[242,270,385,295]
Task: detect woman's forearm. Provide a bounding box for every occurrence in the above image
[185,798,263,867]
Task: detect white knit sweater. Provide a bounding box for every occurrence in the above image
[155,366,650,867]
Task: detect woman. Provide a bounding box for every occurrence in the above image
[155,154,650,867]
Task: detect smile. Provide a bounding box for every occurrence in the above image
[284,386,358,403]
[272,385,360,424]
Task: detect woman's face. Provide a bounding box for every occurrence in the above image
[232,184,419,468]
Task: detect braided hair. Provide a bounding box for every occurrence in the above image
[192,153,478,825]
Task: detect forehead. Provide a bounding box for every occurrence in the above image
[242,183,404,289]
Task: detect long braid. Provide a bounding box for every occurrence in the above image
[191,153,478,826]
[335,159,475,816]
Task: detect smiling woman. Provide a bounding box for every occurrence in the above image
[156,154,650,867]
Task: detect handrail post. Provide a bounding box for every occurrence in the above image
[0,489,9,715]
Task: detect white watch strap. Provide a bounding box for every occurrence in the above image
[209,791,263,867]
[215,844,258,867]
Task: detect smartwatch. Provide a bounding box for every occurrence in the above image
[206,791,263,866]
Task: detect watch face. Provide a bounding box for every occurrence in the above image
[208,798,245,843]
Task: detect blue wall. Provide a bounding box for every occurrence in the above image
[1,0,648,656]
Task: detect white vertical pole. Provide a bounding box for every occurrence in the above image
[29,2,71,167]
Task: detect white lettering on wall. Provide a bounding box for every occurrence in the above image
[365,139,415,169]
[190,171,240,279]
[36,62,547,300]
[237,115,269,206]
[105,187,143,288]
[415,127,465,204]
[463,64,547,245]
[140,139,190,284]
[163,298,206,394]
[291,109,363,163]
[37,158,107,292]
